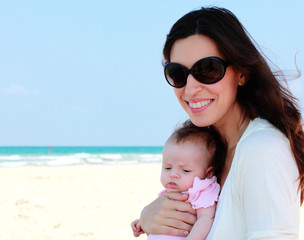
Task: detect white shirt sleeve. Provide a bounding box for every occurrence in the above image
[237,128,300,239]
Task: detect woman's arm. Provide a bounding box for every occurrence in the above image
[186,205,215,240]
[140,192,197,236]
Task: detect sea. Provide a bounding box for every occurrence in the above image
[0,146,163,168]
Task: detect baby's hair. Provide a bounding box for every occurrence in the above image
[168,120,227,181]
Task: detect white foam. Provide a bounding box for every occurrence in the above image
[0,152,162,167]
[0,155,22,160]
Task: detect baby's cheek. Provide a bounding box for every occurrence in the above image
[181,175,195,191]
[160,172,167,187]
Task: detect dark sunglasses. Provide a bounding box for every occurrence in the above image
[164,56,231,88]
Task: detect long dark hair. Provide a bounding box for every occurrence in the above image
[163,7,304,204]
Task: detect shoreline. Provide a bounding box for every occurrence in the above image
[0,164,302,239]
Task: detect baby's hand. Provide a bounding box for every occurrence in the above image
[131,219,145,237]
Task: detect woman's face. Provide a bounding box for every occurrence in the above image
[170,34,243,128]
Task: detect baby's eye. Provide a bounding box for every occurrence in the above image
[165,167,171,170]
[183,169,191,173]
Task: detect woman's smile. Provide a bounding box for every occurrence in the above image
[187,99,214,112]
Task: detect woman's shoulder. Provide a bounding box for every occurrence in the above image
[235,118,295,170]
[232,118,299,197]
[239,118,288,150]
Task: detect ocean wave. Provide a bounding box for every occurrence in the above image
[0,153,162,167]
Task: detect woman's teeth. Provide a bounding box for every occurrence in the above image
[189,100,212,108]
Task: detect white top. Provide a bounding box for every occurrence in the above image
[206,118,300,240]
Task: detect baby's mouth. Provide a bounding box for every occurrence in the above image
[167,182,178,189]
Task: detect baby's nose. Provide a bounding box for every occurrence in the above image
[170,172,180,178]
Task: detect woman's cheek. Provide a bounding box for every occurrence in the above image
[173,89,186,108]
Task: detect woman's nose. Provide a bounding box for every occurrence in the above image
[185,74,204,96]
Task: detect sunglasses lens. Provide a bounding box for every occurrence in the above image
[164,57,229,87]
[165,64,187,87]
[193,58,224,84]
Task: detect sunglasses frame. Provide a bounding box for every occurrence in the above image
[164,56,231,88]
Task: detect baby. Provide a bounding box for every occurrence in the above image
[131,120,226,239]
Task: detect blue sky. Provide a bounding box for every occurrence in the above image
[0,0,303,146]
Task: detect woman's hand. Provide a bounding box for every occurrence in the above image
[139,192,197,237]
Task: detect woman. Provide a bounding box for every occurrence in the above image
[140,7,304,239]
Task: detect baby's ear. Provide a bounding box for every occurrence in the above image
[205,166,215,179]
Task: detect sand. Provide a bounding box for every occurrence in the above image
[0,164,303,240]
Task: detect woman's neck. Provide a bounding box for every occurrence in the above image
[213,104,249,151]
[213,104,250,186]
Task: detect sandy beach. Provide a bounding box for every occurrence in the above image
[0,164,303,240]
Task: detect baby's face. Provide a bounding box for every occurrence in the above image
[161,140,211,192]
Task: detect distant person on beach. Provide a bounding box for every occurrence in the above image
[131,120,226,239]
[139,7,304,239]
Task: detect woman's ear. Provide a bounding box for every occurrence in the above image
[238,73,247,86]
[205,166,215,179]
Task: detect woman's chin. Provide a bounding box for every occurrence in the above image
[189,117,212,127]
